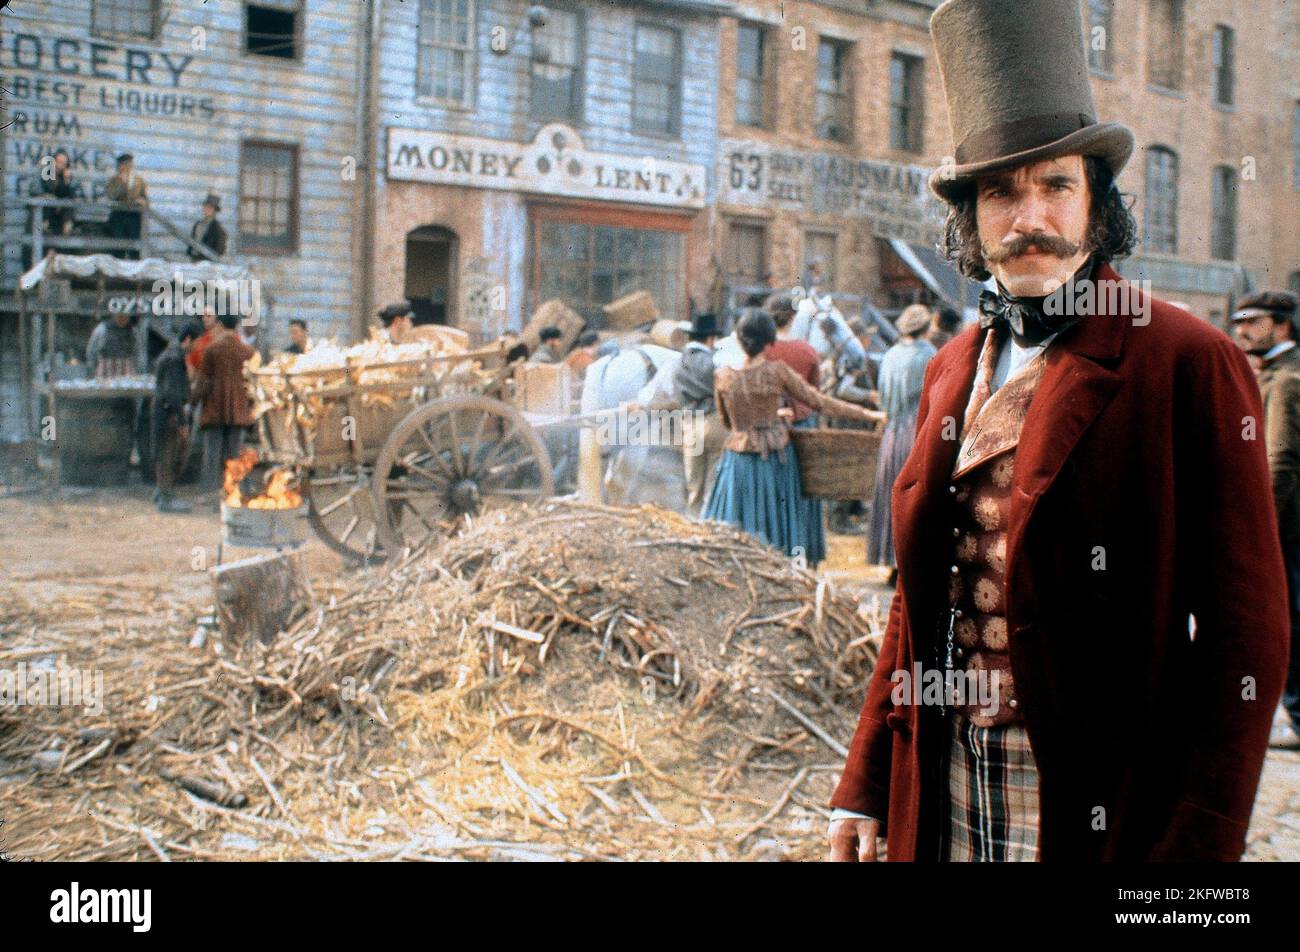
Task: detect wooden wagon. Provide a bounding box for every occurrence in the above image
[248,342,556,563]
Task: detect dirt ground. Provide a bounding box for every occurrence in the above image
[1,485,1296,860]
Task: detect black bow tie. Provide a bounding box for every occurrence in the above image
[977,257,1096,346]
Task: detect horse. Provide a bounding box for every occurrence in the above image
[579,343,688,512]
[789,294,867,370]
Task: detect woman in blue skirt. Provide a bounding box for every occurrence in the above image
[703,310,885,562]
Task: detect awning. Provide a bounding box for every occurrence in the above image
[887,238,982,316]
[20,253,254,290]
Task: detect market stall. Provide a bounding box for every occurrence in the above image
[16,253,267,486]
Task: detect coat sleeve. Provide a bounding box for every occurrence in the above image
[775,361,873,423]
[828,354,942,826]
[1151,335,1290,861]
[1265,371,1300,537]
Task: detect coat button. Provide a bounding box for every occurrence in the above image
[952,527,960,537]
[956,648,965,657]
[954,609,963,618]
[949,484,958,494]
[1008,699,1018,708]
[950,565,959,574]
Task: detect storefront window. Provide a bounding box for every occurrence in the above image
[536,222,684,324]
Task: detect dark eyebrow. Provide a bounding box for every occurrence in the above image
[1041,172,1079,187]
[978,174,1014,193]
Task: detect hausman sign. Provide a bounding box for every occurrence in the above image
[386,123,706,210]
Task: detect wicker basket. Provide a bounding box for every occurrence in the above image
[790,425,882,500]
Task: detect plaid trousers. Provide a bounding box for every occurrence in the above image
[941,713,1041,861]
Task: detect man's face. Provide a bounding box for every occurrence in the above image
[202,311,216,330]
[119,161,133,178]
[545,337,562,354]
[974,155,1093,298]
[390,315,413,340]
[113,313,131,329]
[54,153,69,174]
[289,324,307,348]
[202,203,216,220]
[1232,311,1291,356]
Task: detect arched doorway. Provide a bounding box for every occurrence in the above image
[405,226,458,326]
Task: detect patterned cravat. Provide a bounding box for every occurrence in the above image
[959,322,1008,444]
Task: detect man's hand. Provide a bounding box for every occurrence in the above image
[827,816,881,862]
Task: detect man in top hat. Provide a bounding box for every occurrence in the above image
[828,0,1287,862]
[673,312,725,517]
[189,193,228,261]
[1230,290,1300,750]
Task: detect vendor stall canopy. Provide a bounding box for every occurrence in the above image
[20,254,266,324]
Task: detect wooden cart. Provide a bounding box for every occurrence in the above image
[249,342,555,564]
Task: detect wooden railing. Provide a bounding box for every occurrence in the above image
[15,196,222,264]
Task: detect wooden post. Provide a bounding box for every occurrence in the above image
[211,549,312,649]
[578,426,602,503]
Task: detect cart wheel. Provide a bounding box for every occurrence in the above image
[372,395,554,555]
[302,466,386,565]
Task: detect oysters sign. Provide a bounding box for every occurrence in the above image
[385,123,706,210]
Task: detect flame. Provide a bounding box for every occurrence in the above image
[223,449,302,510]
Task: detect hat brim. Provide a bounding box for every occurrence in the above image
[928,122,1135,203]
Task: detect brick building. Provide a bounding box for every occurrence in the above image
[712,0,1300,323]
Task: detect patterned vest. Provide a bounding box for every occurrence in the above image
[944,329,1049,727]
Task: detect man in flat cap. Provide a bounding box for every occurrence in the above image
[1231,290,1300,750]
[828,0,1287,861]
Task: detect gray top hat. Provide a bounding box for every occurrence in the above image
[927,0,1135,203]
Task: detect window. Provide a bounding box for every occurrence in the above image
[418,0,476,105]
[1147,0,1184,90]
[1086,0,1114,72]
[726,222,766,288]
[816,39,852,142]
[239,142,299,253]
[735,23,767,128]
[531,6,583,122]
[1212,25,1234,105]
[633,25,681,136]
[804,231,837,289]
[1144,146,1179,255]
[1211,166,1237,261]
[536,221,685,324]
[1289,270,1300,296]
[889,53,924,153]
[92,0,158,39]
[245,1,301,59]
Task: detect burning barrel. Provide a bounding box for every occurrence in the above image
[220,449,308,549]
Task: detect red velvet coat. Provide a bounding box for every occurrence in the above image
[831,264,1290,861]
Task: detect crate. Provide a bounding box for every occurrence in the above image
[790,426,882,500]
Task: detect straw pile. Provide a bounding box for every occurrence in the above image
[0,502,883,861]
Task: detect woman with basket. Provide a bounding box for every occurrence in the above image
[703,310,885,563]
